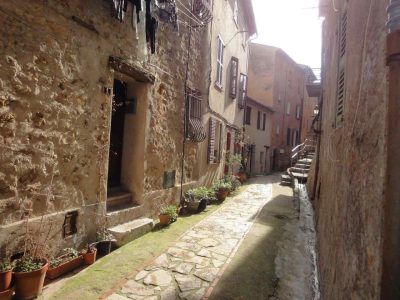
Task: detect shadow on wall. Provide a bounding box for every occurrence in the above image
[209,182,296,300]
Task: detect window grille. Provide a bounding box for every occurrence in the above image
[185,88,206,143]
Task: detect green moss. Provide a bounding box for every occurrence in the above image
[49,184,250,300]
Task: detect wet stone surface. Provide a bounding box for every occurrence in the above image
[107,183,272,300]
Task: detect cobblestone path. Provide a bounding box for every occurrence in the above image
[106,181,272,300]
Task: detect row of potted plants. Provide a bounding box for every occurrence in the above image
[0,244,98,300]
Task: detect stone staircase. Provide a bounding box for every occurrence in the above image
[281,139,316,186]
[106,187,154,246]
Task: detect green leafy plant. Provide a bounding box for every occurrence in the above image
[49,248,80,268]
[13,257,45,273]
[96,229,115,242]
[212,179,233,192]
[223,175,241,191]
[82,243,96,254]
[185,187,215,202]
[0,259,13,272]
[160,205,178,223]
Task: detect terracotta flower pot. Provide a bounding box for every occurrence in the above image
[237,172,247,183]
[83,250,97,265]
[0,284,14,300]
[0,270,12,292]
[216,188,230,201]
[46,255,84,280]
[159,214,170,225]
[13,260,48,300]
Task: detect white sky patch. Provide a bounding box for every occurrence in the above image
[252,0,323,70]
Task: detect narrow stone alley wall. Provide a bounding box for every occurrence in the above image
[309,0,389,298]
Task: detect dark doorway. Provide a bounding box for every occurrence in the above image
[224,132,231,175]
[272,148,279,171]
[107,79,127,188]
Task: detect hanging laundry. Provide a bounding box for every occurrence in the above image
[145,0,158,54]
[112,0,128,22]
[156,0,178,31]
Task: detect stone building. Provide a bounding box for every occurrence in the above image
[248,43,305,171]
[298,64,318,142]
[306,0,400,298]
[0,0,256,255]
[243,97,274,176]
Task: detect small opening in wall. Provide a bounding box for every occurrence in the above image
[163,170,176,189]
[63,210,78,238]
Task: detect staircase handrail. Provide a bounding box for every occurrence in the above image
[291,139,316,165]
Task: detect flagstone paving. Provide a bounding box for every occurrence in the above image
[106,183,272,300]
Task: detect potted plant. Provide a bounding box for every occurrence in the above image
[213,180,232,201]
[96,229,116,257]
[46,248,83,280]
[12,256,48,300]
[158,205,178,226]
[82,244,97,265]
[0,259,13,292]
[184,187,209,213]
[223,175,241,193]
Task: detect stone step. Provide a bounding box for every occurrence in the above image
[291,167,310,173]
[108,218,154,247]
[294,163,310,169]
[280,180,292,186]
[106,204,144,228]
[107,187,133,211]
[297,158,312,165]
[290,171,309,179]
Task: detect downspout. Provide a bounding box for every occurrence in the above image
[381,1,400,298]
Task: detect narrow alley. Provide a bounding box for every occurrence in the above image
[41,175,318,300]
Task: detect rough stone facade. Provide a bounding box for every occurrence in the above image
[0,0,209,255]
[0,0,257,257]
[307,0,389,298]
[248,43,305,171]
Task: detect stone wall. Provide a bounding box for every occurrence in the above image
[309,0,389,298]
[0,0,209,254]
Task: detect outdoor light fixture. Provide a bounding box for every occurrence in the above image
[313,105,319,116]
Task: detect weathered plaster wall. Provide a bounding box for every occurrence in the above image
[310,0,389,298]
[0,0,208,253]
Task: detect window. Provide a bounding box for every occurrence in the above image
[238,73,248,109]
[257,111,261,129]
[229,57,239,98]
[185,88,206,143]
[336,7,347,126]
[216,36,224,88]
[286,128,291,146]
[63,211,78,238]
[262,113,266,131]
[208,117,223,164]
[286,102,291,115]
[296,104,301,119]
[245,106,251,125]
[276,125,280,135]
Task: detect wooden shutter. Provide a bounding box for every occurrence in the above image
[336,8,347,126]
[245,106,251,125]
[208,117,216,164]
[238,74,247,109]
[229,57,239,98]
[262,113,266,130]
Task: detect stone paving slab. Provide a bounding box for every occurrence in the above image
[106,183,272,300]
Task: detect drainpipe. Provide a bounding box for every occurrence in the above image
[381,1,400,298]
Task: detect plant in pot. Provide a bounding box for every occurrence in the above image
[12,217,53,300]
[223,175,241,193]
[158,205,178,226]
[81,243,97,265]
[0,259,13,299]
[96,228,116,257]
[184,187,209,213]
[46,248,83,280]
[212,180,232,202]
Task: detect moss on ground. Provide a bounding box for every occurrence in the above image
[48,185,249,300]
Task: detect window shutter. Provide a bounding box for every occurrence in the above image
[336,8,347,126]
[245,106,251,125]
[208,117,216,164]
[262,113,266,130]
[229,57,239,98]
[257,111,261,129]
[238,74,247,109]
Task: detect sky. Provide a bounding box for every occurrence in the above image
[252,0,322,72]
